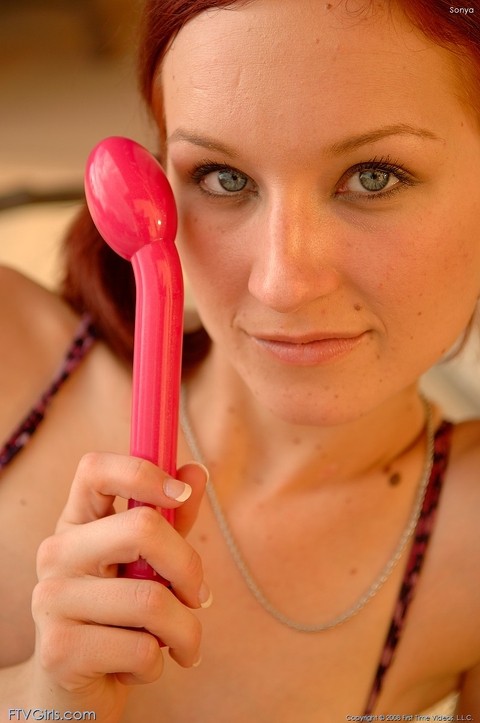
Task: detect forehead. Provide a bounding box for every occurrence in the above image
[158,0,465,157]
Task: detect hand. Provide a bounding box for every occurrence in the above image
[30,453,209,720]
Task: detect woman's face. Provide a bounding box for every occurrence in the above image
[157,0,480,424]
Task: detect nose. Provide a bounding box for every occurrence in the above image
[247,194,341,313]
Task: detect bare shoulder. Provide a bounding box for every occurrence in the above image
[407,417,480,691]
[0,265,78,341]
[442,417,480,531]
[0,264,82,374]
[433,418,480,652]
[0,266,81,439]
[0,265,131,438]
[449,417,480,479]
[446,418,480,561]
[445,418,480,570]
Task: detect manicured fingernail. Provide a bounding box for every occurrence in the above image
[199,581,213,609]
[194,462,210,482]
[163,478,192,502]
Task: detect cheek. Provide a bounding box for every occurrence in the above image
[363,216,480,354]
[175,201,250,322]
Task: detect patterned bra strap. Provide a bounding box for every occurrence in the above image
[0,315,97,472]
[363,420,454,715]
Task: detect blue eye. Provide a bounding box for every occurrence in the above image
[346,169,398,194]
[339,158,415,199]
[190,163,252,196]
[358,170,391,191]
[216,169,248,192]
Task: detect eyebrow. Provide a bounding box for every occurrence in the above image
[166,123,443,158]
[327,123,443,155]
[167,129,240,158]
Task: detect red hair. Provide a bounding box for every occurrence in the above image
[61,0,480,364]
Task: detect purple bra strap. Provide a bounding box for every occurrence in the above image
[363,420,453,715]
[0,315,96,472]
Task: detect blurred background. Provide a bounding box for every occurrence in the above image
[0,0,154,285]
[0,0,479,417]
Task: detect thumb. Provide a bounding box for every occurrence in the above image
[173,461,209,537]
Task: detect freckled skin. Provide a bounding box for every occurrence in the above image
[133,11,480,713]
[161,0,480,428]
[1,5,480,718]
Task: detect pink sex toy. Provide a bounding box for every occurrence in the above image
[84,136,184,583]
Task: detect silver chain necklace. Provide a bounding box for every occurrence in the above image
[180,386,434,632]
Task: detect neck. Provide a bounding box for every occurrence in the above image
[183,346,431,496]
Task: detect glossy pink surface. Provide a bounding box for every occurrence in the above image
[85,137,184,583]
[85,136,178,259]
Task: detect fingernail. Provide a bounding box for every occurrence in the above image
[183,461,210,484]
[198,581,213,609]
[163,478,192,502]
[194,462,210,483]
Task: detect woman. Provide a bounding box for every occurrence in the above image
[1,0,479,720]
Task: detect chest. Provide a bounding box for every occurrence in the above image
[0,382,469,715]
[121,501,460,722]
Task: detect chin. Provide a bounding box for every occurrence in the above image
[240,356,427,428]
[245,376,378,428]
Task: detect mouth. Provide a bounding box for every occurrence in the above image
[248,331,368,365]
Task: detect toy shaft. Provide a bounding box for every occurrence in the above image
[121,243,184,582]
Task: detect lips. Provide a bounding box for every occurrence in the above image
[253,331,363,344]
[248,330,367,365]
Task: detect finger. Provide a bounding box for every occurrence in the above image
[33,576,202,669]
[35,619,165,687]
[58,453,196,529]
[174,462,209,537]
[38,507,207,608]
